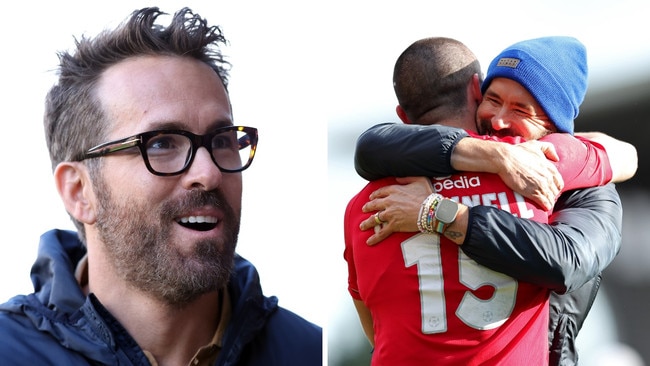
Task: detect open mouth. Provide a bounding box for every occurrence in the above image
[177,216,218,232]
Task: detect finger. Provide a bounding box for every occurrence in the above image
[373,212,384,226]
[553,173,564,193]
[366,226,392,246]
[362,199,383,213]
[542,195,553,211]
[359,216,377,231]
[542,193,554,211]
[529,193,544,210]
[528,190,551,211]
[545,162,563,192]
[540,141,560,162]
[544,176,558,199]
[368,186,389,200]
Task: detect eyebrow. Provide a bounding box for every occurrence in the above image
[146,119,233,132]
[513,100,536,112]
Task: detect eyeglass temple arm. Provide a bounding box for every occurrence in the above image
[85,137,141,158]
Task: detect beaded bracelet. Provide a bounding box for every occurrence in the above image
[417,193,443,234]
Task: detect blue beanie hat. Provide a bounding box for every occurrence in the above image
[481,36,588,135]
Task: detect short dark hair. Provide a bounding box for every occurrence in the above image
[393,37,482,124]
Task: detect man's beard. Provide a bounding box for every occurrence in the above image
[477,118,510,137]
[93,177,239,308]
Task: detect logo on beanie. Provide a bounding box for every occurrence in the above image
[496,57,520,68]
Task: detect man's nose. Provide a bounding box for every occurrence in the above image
[181,147,223,191]
[490,109,511,130]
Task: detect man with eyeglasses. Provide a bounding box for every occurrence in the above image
[0,7,321,366]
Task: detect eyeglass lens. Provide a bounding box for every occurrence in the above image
[145,129,253,174]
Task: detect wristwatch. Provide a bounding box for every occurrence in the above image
[434,198,459,234]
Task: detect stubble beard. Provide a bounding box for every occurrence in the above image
[93,178,239,308]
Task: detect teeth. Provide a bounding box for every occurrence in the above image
[178,216,218,224]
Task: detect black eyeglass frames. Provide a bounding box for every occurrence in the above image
[78,126,258,176]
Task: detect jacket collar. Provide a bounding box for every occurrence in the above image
[15,229,279,365]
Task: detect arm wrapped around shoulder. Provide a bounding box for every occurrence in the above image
[354,123,468,181]
[461,183,622,293]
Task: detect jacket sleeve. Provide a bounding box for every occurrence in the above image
[354,122,469,180]
[461,183,622,293]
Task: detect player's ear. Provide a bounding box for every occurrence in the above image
[471,73,482,103]
[54,161,98,225]
[396,105,411,124]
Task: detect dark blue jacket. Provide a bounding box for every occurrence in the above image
[0,229,322,365]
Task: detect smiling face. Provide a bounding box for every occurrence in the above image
[89,55,240,306]
[476,77,556,141]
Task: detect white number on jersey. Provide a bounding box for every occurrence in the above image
[402,233,517,334]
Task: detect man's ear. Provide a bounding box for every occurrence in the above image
[471,74,483,103]
[54,162,97,225]
[396,105,411,124]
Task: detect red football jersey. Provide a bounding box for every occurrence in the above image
[344,134,611,365]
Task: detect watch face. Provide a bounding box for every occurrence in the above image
[436,199,459,223]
